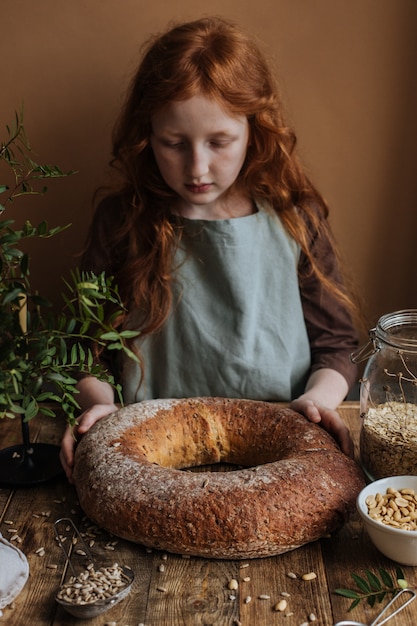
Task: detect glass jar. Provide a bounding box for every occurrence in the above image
[352,309,417,481]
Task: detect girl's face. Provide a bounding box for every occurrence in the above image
[150,95,251,219]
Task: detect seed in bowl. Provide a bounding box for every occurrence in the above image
[56,563,130,605]
[365,487,417,530]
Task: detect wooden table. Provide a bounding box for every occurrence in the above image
[1,402,416,626]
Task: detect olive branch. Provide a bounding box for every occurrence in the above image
[335,567,409,611]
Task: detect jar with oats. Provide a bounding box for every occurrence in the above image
[351,310,417,481]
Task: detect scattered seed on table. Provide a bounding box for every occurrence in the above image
[239,563,249,569]
[274,599,287,612]
[309,614,317,621]
[228,579,239,590]
[242,576,250,582]
[287,572,297,579]
[258,594,270,600]
[244,596,251,604]
[158,564,165,572]
[302,572,317,581]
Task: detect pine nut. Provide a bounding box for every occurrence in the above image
[274,599,287,611]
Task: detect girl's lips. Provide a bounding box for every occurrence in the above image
[185,183,212,194]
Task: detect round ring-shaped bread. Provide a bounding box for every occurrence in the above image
[73,397,364,559]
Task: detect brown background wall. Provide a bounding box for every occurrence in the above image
[2,0,417,336]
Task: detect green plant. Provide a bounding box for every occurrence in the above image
[335,566,409,611]
[0,108,139,426]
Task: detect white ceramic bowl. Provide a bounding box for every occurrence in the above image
[357,475,417,566]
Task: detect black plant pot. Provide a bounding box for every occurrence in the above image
[0,416,63,486]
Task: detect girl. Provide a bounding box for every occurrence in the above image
[61,16,361,481]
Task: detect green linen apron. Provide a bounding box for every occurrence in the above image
[122,204,311,402]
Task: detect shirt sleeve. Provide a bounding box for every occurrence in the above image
[298,218,359,391]
[77,197,125,383]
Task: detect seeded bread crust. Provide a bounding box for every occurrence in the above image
[73,397,364,559]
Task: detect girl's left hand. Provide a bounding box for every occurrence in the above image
[290,398,354,458]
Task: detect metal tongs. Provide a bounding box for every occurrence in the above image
[53,517,134,619]
[54,517,96,576]
[334,588,416,626]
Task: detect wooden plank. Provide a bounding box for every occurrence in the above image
[142,554,238,625]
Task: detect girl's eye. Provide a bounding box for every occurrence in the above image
[209,140,231,148]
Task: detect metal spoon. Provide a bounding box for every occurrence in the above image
[334,588,416,626]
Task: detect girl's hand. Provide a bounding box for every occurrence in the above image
[60,403,118,483]
[290,397,354,458]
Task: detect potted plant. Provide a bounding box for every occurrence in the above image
[0,108,139,485]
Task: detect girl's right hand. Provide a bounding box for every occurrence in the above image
[60,403,118,483]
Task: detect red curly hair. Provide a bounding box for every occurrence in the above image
[84,16,360,339]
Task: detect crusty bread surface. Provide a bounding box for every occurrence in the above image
[73,397,364,559]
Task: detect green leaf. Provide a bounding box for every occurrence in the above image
[119,329,140,339]
[122,346,140,363]
[107,342,122,350]
[377,591,387,604]
[351,573,371,593]
[378,568,394,588]
[20,253,29,275]
[349,598,361,610]
[334,589,360,599]
[36,220,48,236]
[38,405,57,418]
[3,287,23,305]
[23,399,38,421]
[396,567,405,580]
[365,569,382,591]
[100,331,120,341]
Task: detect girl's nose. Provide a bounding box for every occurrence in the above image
[187,145,209,179]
